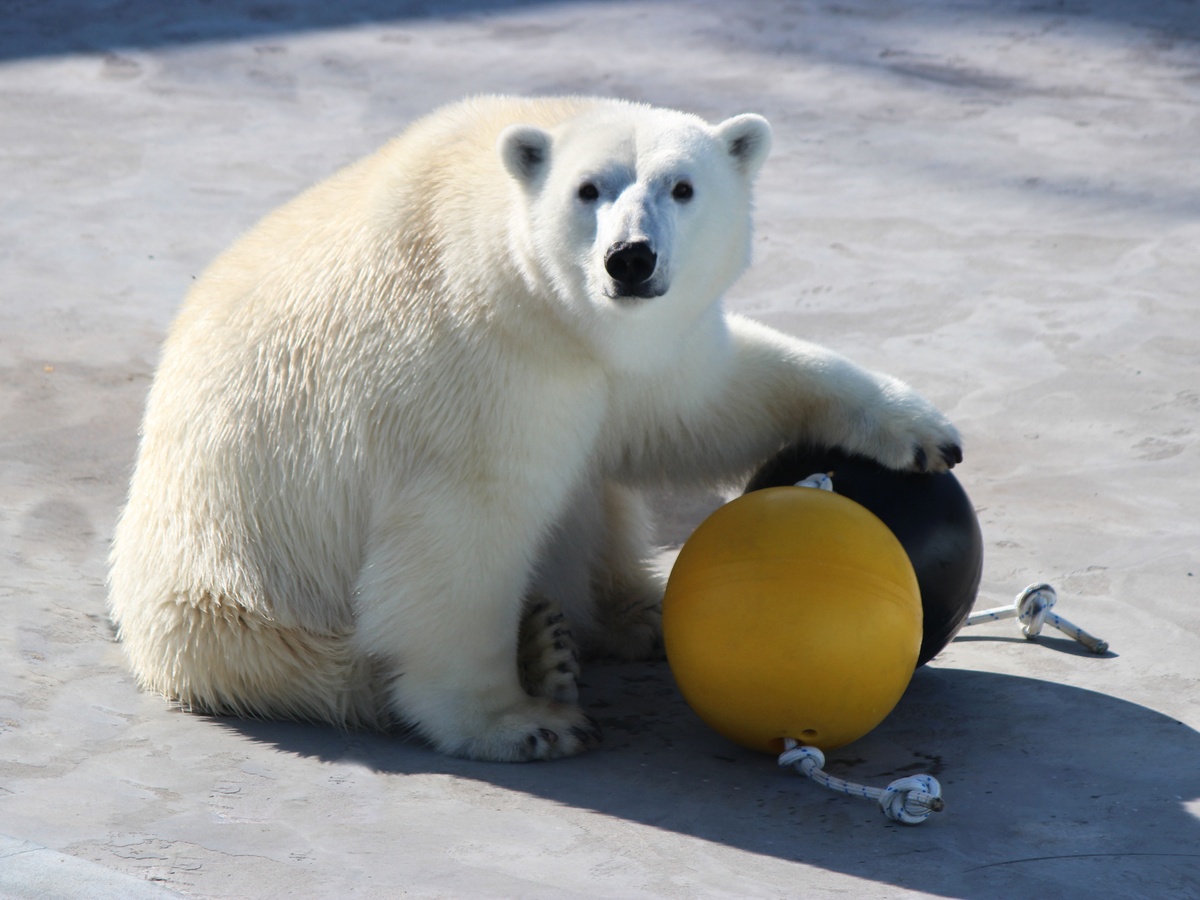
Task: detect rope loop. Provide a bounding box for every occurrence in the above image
[778,739,943,825]
[1016,582,1056,638]
[879,775,944,824]
[777,743,824,772]
[966,582,1109,653]
[793,473,834,492]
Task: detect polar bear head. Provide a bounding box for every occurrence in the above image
[499,101,771,368]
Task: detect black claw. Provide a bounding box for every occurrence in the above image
[914,446,928,471]
[940,443,963,467]
[569,726,595,745]
[571,717,603,746]
[539,727,559,746]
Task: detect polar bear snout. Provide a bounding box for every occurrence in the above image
[605,241,656,286]
[603,240,664,299]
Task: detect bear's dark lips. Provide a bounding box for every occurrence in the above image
[604,282,667,303]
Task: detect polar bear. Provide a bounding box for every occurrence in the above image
[108,96,961,762]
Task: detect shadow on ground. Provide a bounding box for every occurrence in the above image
[219,661,1200,899]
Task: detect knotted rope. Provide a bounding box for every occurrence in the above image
[966,582,1109,653]
[778,740,944,824]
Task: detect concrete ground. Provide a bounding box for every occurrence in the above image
[2,1,1198,897]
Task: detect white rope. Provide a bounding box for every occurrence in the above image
[778,739,944,824]
[793,473,834,491]
[966,583,1109,653]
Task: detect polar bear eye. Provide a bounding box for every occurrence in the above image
[578,182,600,202]
[672,181,694,202]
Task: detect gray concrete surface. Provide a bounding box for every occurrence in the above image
[2,1,1199,897]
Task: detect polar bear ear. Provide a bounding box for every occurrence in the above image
[715,114,772,177]
[499,124,552,186]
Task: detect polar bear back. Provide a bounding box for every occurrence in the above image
[114,98,614,634]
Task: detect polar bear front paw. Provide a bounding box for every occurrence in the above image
[452,699,603,762]
[857,377,963,474]
[916,441,963,472]
[519,596,581,704]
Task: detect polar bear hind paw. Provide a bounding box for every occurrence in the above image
[600,594,665,661]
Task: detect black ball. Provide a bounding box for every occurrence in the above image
[745,445,984,666]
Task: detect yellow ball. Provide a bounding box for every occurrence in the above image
[663,487,922,753]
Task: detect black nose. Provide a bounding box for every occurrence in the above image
[604,241,657,287]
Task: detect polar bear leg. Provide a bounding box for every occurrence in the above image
[533,480,665,662]
[353,508,601,762]
[374,591,601,762]
[616,314,962,483]
[583,483,666,661]
[720,316,963,473]
[552,487,667,662]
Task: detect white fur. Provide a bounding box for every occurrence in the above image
[108,96,960,761]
